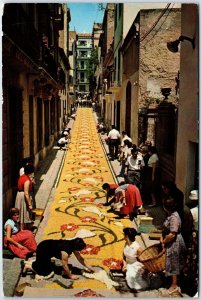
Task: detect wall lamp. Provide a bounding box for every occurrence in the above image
[167,35,195,53]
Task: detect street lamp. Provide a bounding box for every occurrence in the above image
[167,35,195,53]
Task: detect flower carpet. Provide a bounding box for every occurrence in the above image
[40,108,134,296]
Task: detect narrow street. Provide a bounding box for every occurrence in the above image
[5,107,184,298]
[2,3,198,298]
[16,107,137,297]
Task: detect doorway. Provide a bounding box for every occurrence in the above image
[125,81,131,135]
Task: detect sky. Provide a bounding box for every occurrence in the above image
[67,3,105,33]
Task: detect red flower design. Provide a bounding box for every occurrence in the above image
[82,183,93,187]
[60,223,79,231]
[80,244,100,255]
[102,258,122,270]
[80,216,97,223]
[91,160,100,164]
[74,289,104,297]
[80,197,95,203]
[93,176,103,180]
[97,203,103,208]
[68,187,79,192]
[82,172,92,175]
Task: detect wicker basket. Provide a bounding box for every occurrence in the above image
[137,244,165,273]
[32,208,44,221]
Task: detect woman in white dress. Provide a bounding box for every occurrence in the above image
[122,228,149,291]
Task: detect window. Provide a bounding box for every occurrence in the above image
[117,48,121,82]
[80,72,85,82]
[81,61,85,69]
[80,51,87,58]
[79,40,86,46]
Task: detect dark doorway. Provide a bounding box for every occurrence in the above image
[116,100,120,131]
[50,98,55,135]
[125,81,131,136]
[29,95,34,157]
[37,97,42,151]
[103,99,106,119]
[44,101,50,146]
[8,86,23,186]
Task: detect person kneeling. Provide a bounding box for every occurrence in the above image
[22,238,94,280]
[122,227,149,291]
[57,136,68,150]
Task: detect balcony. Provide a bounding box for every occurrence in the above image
[106,81,122,100]
[3,4,41,63]
[50,4,64,30]
[40,45,58,81]
[57,67,66,88]
[107,81,121,92]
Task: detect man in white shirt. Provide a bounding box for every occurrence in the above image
[107,125,120,161]
[57,136,68,150]
[121,131,132,147]
[125,148,144,189]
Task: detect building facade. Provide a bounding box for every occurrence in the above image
[121,7,181,182]
[98,3,115,126]
[69,31,77,112]
[76,33,92,97]
[58,4,71,126]
[175,4,199,198]
[2,3,69,219]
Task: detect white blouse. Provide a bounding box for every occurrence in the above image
[123,241,141,264]
[148,153,159,167]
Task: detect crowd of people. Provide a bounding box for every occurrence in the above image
[103,124,198,295]
[105,125,161,207]
[3,120,198,296]
[101,178,198,294]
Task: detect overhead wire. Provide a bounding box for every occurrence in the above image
[140,3,171,42]
[142,3,176,47]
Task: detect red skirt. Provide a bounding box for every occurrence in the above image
[4,230,37,259]
[120,184,143,215]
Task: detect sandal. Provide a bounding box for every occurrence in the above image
[168,287,181,294]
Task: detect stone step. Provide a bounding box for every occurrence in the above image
[3,257,22,297]
[23,286,135,298]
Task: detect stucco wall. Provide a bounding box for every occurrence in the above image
[139,9,181,107]
[121,30,139,142]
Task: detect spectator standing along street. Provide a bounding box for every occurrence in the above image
[146,146,160,207]
[107,125,120,161]
[161,197,186,295]
[124,148,144,189]
[15,164,35,230]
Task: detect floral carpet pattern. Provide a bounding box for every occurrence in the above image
[42,108,133,295]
